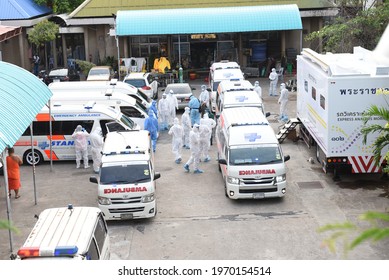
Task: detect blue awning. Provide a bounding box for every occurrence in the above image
[0,61,52,153]
[116,4,302,36]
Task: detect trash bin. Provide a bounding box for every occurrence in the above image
[287,63,293,75]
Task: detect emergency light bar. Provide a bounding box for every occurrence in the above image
[17,245,78,258]
[231,122,268,127]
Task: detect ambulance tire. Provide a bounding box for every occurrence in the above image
[23,149,43,166]
[224,178,228,198]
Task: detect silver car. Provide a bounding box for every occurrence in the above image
[163,83,196,109]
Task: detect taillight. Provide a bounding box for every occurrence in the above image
[142,86,151,90]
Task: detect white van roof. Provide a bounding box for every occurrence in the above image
[213,68,244,81]
[219,80,253,92]
[39,102,121,119]
[221,107,269,129]
[223,90,263,108]
[229,124,278,146]
[210,61,240,71]
[102,130,151,162]
[48,80,138,94]
[17,206,102,259]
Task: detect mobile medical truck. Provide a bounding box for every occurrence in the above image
[209,61,245,112]
[216,107,290,199]
[15,205,110,260]
[296,47,389,176]
[90,130,161,220]
[15,103,138,165]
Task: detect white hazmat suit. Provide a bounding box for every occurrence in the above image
[269,68,278,96]
[201,113,216,146]
[254,81,262,99]
[181,107,191,149]
[71,125,89,168]
[183,124,203,173]
[158,93,170,130]
[278,83,289,122]
[89,127,103,173]
[199,84,209,116]
[199,119,211,162]
[167,90,178,127]
[168,118,184,163]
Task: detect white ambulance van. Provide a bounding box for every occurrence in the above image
[14,102,138,165]
[50,90,148,129]
[48,80,151,107]
[15,205,110,260]
[208,61,245,112]
[89,130,161,220]
[216,107,290,199]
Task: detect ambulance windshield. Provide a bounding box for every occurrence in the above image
[100,163,151,184]
[229,145,282,165]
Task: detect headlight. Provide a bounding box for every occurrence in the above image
[141,193,155,203]
[227,177,240,184]
[276,174,286,183]
[98,196,111,205]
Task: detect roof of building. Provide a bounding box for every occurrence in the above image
[116,4,302,36]
[70,0,335,18]
[0,61,52,153]
[0,25,22,42]
[0,0,51,20]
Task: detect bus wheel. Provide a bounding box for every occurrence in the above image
[23,150,43,165]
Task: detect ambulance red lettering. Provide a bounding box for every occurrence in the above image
[104,186,147,194]
[239,169,276,175]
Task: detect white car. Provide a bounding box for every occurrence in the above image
[123,72,159,100]
[87,66,116,81]
[163,83,195,109]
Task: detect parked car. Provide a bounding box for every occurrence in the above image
[162,83,195,109]
[45,68,80,84]
[123,72,158,100]
[87,66,116,81]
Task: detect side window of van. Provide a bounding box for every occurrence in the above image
[121,106,143,118]
[22,120,94,136]
[86,238,100,260]
[94,214,108,251]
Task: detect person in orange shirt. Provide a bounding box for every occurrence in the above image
[6,147,23,199]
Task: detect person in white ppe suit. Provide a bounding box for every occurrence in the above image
[199,84,209,117]
[158,93,170,130]
[181,107,191,149]
[167,89,178,127]
[269,68,278,96]
[89,127,103,173]
[168,118,184,164]
[71,125,89,169]
[278,83,289,122]
[254,81,262,99]
[202,113,216,146]
[199,119,211,162]
[183,124,203,174]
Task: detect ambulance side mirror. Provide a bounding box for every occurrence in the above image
[265,112,271,117]
[218,159,227,165]
[284,155,290,162]
[89,176,98,184]
[154,172,161,180]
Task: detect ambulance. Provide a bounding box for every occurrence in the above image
[15,205,110,260]
[216,107,290,199]
[14,102,138,165]
[49,90,148,129]
[89,130,161,220]
[209,61,245,112]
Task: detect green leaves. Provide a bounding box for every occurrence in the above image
[34,0,84,14]
[28,20,59,46]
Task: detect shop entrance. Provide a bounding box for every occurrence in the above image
[190,42,216,70]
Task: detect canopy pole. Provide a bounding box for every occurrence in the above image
[49,99,53,172]
[2,149,14,254]
[30,124,37,205]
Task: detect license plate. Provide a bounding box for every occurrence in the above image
[53,79,60,83]
[120,213,133,219]
[253,193,265,199]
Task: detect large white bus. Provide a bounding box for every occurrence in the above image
[14,102,139,165]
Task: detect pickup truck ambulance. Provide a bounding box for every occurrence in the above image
[216,107,290,199]
[15,205,110,260]
[90,130,161,220]
[297,47,389,176]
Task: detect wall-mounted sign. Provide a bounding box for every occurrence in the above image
[191,34,217,40]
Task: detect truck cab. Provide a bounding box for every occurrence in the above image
[90,130,160,220]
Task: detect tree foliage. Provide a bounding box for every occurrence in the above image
[34,0,84,14]
[27,19,59,47]
[319,211,389,257]
[305,1,389,53]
